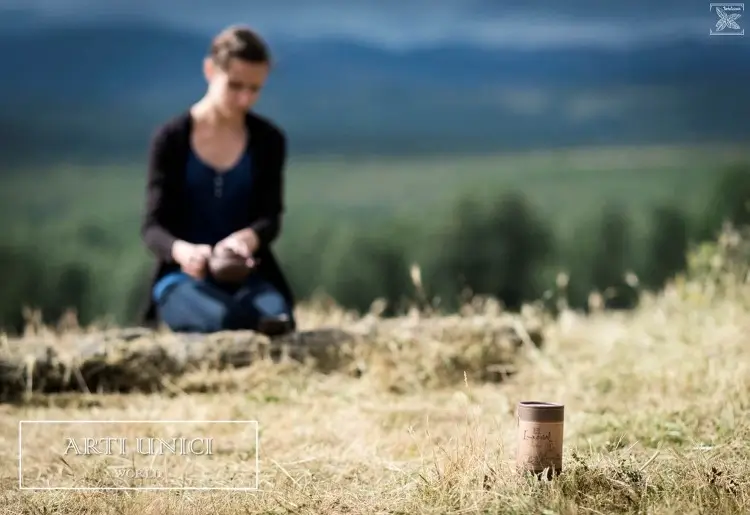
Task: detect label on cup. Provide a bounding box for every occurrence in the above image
[516,420,564,472]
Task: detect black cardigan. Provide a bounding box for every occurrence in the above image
[139,109,296,328]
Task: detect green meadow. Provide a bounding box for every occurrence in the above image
[2,142,749,332]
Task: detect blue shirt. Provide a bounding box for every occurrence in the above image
[152,145,255,302]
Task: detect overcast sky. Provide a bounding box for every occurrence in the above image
[0,0,721,48]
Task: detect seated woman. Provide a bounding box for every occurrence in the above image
[139,25,296,336]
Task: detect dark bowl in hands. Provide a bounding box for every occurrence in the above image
[208,247,252,284]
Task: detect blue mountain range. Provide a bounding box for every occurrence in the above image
[1,15,749,164]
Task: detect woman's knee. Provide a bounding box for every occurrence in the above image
[157,281,239,333]
[255,290,291,318]
[237,279,291,318]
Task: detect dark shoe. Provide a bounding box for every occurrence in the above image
[258,314,293,337]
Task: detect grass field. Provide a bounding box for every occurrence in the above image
[1,229,750,513]
[3,142,748,240]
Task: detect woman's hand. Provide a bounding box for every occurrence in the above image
[214,229,259,266]
[171,240,212,279]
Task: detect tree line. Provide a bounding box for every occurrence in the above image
[1,163,749,334]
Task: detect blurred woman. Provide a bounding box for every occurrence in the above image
[140,25,295,335]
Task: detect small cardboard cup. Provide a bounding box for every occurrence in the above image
[516,401,564,479]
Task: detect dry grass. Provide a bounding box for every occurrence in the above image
[2,243,750,513]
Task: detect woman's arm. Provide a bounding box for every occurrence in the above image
[214,121,287,257]
[141,125,180,262]
[248,127,287,248]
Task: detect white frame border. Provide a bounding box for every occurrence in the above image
[18,420,260,491]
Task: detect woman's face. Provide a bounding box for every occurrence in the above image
[204,57,269,117]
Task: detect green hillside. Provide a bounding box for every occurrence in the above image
[2,142,749,332]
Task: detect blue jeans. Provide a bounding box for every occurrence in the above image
[155,274,294,334]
